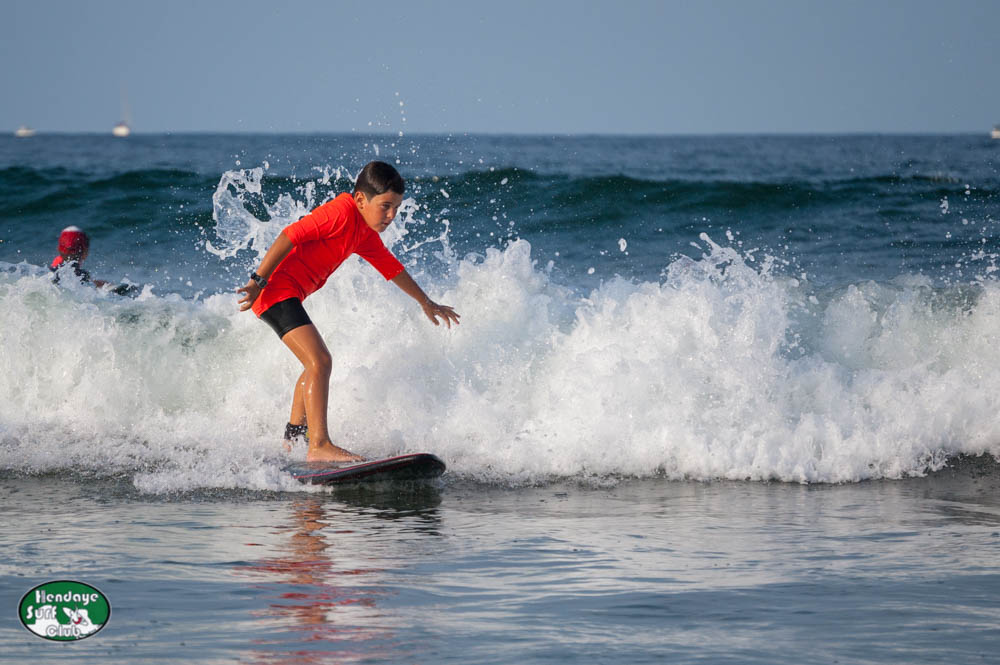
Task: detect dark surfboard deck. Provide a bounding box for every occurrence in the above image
[285,453,446,485]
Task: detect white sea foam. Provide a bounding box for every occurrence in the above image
[2,173,999,492]
[3,235,999,491]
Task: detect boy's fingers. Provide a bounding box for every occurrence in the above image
[422,303,459,328]
[438,308,459,327]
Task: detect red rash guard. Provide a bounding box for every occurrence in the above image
[251,192,405,316]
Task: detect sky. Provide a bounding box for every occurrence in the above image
[3,0,999,135]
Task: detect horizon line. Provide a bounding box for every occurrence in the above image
[6,129,999,138]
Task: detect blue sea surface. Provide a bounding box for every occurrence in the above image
[3,468,1000,664]
[3,134,997,294]
[1,133,999,662]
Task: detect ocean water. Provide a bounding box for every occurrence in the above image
[1,133,999,662]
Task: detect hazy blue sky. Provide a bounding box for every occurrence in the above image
[3,0,998,134]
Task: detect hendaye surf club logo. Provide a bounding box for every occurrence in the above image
[19,580,110,641]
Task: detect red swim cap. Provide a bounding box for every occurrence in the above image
[58,226,90,257]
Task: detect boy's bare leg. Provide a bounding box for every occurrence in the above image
[282,370,308,452]
[290,369,307,424]
[281,324,363,462]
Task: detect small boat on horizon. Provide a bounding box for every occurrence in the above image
[992,125,1000,140]
[14,125,36,138]
[112,121,130,138]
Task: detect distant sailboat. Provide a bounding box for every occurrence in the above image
[992,125,1000,140]
[113,85,132,137]
[14,125,36,138]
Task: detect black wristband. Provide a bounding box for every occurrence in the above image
[250,271,268,288]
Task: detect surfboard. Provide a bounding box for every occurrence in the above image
[285,453,446,485]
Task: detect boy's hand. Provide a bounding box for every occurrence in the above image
[236,281,261,311]
[422,300,460,328]
[389,271,460,328]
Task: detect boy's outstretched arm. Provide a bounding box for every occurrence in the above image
[391,270,460,328]
[236,231,294,311]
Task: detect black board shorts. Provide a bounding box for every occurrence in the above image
[259,298,312,338]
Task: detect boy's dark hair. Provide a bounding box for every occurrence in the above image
[354,161,405,198]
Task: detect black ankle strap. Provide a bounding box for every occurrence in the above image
[284,423,308,440]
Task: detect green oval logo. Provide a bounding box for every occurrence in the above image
[19,580,110,641]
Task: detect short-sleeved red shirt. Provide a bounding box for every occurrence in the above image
[252,192,405,316]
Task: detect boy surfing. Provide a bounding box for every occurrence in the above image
[237,161,460,462]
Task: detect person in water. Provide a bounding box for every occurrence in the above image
[50,226,106,286]
[237,161,460,463]
[50,226,138,296]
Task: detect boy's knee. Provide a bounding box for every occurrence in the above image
[311,350,333,376]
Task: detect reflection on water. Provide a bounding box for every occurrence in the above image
[916,454,1000,527]
[237,487,443,664]
[2,463,998,664]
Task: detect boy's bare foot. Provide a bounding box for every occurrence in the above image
[306,440,364,463]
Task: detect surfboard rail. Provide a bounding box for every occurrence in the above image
[285,453,445,485]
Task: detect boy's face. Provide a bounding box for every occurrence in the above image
[355,191,403,233]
